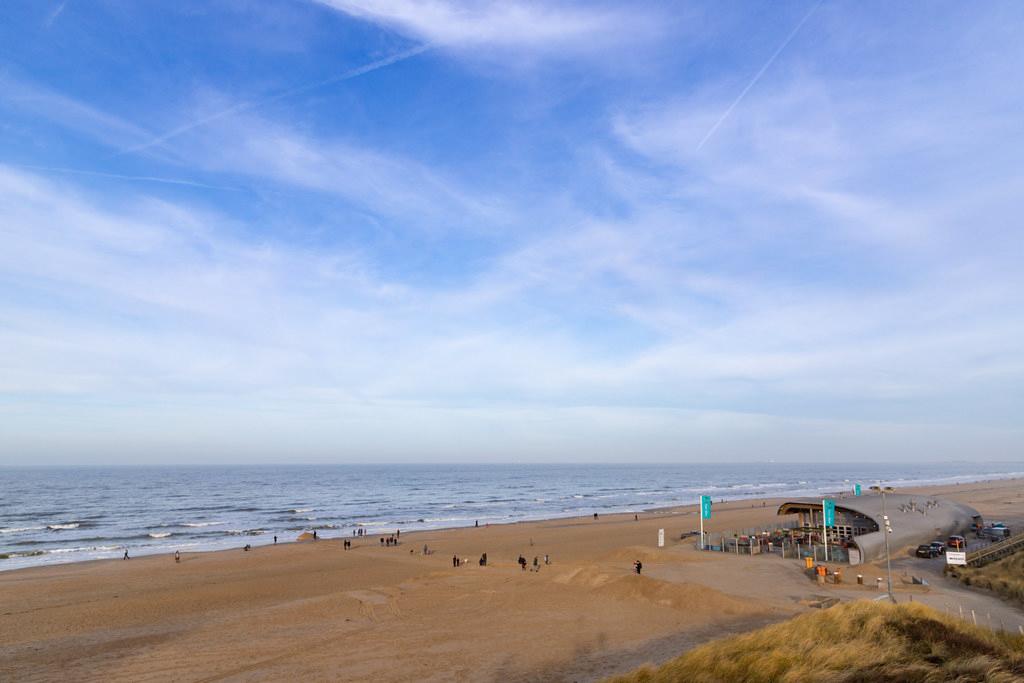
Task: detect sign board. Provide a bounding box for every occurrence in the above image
[823,498,836,527]
[700,495,712,520]
[658,528,665,548]
[946,551,967,566]
[854,483,861,496]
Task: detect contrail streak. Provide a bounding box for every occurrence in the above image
[44,0,70,28]
[118,43,431,156]
[13,164,249,192]
[696,1,822,151]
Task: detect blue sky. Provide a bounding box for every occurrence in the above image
[1,1,1022,464]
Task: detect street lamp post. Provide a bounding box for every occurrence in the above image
[871,484,896,603]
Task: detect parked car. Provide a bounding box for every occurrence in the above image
[947,535,966,550]
[929,541,946,555]
[916,544,937,558]
[980,524,1011,540]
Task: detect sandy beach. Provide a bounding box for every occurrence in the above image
[2,477,1022,682]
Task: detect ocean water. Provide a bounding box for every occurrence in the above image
[1,462,1021,571]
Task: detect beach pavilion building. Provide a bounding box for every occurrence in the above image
[776,493,981,565]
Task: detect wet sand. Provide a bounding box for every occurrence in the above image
[2,477,1022,682]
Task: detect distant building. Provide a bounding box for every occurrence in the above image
[777,494,981,564]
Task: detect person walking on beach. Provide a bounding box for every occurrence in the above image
[453,554,459,568]
[174,550,180,563]
[274,535,277,544]
[544,554,549,565]
[312,530,317,541]
[123,549,129,560]
[518,555,527,571]
[533,556,539,572]
[634,560,642,575]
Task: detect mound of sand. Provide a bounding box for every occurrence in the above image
[296,532,315,542]
[602,546,693,564]
[553,565,756,616]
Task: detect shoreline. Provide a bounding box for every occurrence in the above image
[4,473,1023,578]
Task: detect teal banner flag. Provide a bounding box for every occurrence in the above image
[823,498,836,527]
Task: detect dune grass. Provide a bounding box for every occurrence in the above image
[605,600,1024,683]
[951,552,1024,606]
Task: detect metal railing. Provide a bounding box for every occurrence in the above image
[966,531,1024,568]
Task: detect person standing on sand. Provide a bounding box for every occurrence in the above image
[313,530,317,541]
[634,560,642,575]
[533,556,539,571]
[475,520,478,527]
[274,535,277,544]
[544,554,549,565]
[174,550,180,563]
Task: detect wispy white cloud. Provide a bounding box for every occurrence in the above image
[1,157,1022,461]
[183,109,507,228]
[2,77,502,230]
[315,0,658,52]
[0,75,157,152]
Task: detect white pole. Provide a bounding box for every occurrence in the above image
[823,500,829,563]
[700,499,705,550]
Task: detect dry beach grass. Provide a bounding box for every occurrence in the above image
[952,552,1024,607]
[605,601,1024,683]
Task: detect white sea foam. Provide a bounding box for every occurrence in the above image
[292,508,313,513]
[149,532,172,538]
[49,545,122,554]
[0,526,45,534]
[47,523,79,530]
[182,521,224,527]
